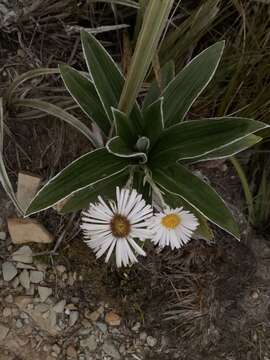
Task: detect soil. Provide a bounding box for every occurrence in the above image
[0,2,270,360]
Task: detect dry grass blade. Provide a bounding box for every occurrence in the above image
[13,99,100,147]
[0,98,23,214]
[92,0,140,8]
[6,68,60,105]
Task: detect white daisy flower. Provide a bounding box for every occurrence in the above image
[149,207,199,250]
[81,187,153,267]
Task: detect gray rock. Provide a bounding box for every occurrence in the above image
[30,270,44,284]
[0,231,6,240]
[53,299,66,313]
[2,262,17,281]
[0,323,9,340]
[102,341,121,359]
[96,322,107,333]
[80,335,97,352]
[69,311,79,327]
[38,286,52,302]
[12,246,33,264]
[147,336,157,347]
[19,269,30,289]
[16,319,23,328]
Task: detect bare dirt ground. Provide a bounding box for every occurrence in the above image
[1,2,270,359]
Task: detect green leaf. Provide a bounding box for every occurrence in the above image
[142,98,164,148]
[61,170,129,214]
[113,108,138,145]
[25,148,130,216]
[187,134,262,164]
[59,65,110,135]
[143,61,175,109]
[81,31,142,132]
[163,41,225,126]
[13,99,99,147]
[152,164,240,239]
[150,117,269,168]
[106,136,147,163]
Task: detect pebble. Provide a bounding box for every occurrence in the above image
[69,311,79,327]
[5,295,13,303]
[66,345,77,359]
[139,331,147,342]
[38,286,52,302]
[132,322,141,332]
[16,319,23,329]
[0,323,9,340]
[96,322,107,333]
[19,269,30,289]
[85,306,104,322]
[30,270,44,284]
[11,276,20,289]
[147,336,157,347]
[52,344,61,355]
[0,231,6,240]
[80,335,97,352]
[56,265,66,273]
[102,341,121,360]
[3,307,12,317]
[105,311,121,327]
[12,246,33,264]
[53,300,66,313]
[2,262,17,281]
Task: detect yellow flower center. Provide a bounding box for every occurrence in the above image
[161,213,181,229]
[110,214,130,238]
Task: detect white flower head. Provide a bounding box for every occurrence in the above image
[149,207,199,250]
[81,187,153,267]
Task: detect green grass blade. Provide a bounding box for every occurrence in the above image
[119,0,174,115]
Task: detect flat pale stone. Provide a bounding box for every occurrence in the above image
[16,172,42,211]
[30,270,44,284]
[0,323,9,341]
[105,311,121,327]
[2,262,17,281]
[8,218,54,244]
[38,286,52,302]
[19,270,30,289]
[12,246,33,263]
[53,300,66,313]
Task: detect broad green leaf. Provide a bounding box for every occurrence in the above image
[152,164,240,239]
[143,61,175,109]
[13,99,99,147]
[61,170,129,214]
[187,134,262,164]
[150,117,269,168]
[59,65,110,135]
[25,148,130,216]
[142,98,164,148]
[81,31,142,132]
[113,108,138,145]
[163,41,225,126]
[106,136,147,163]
